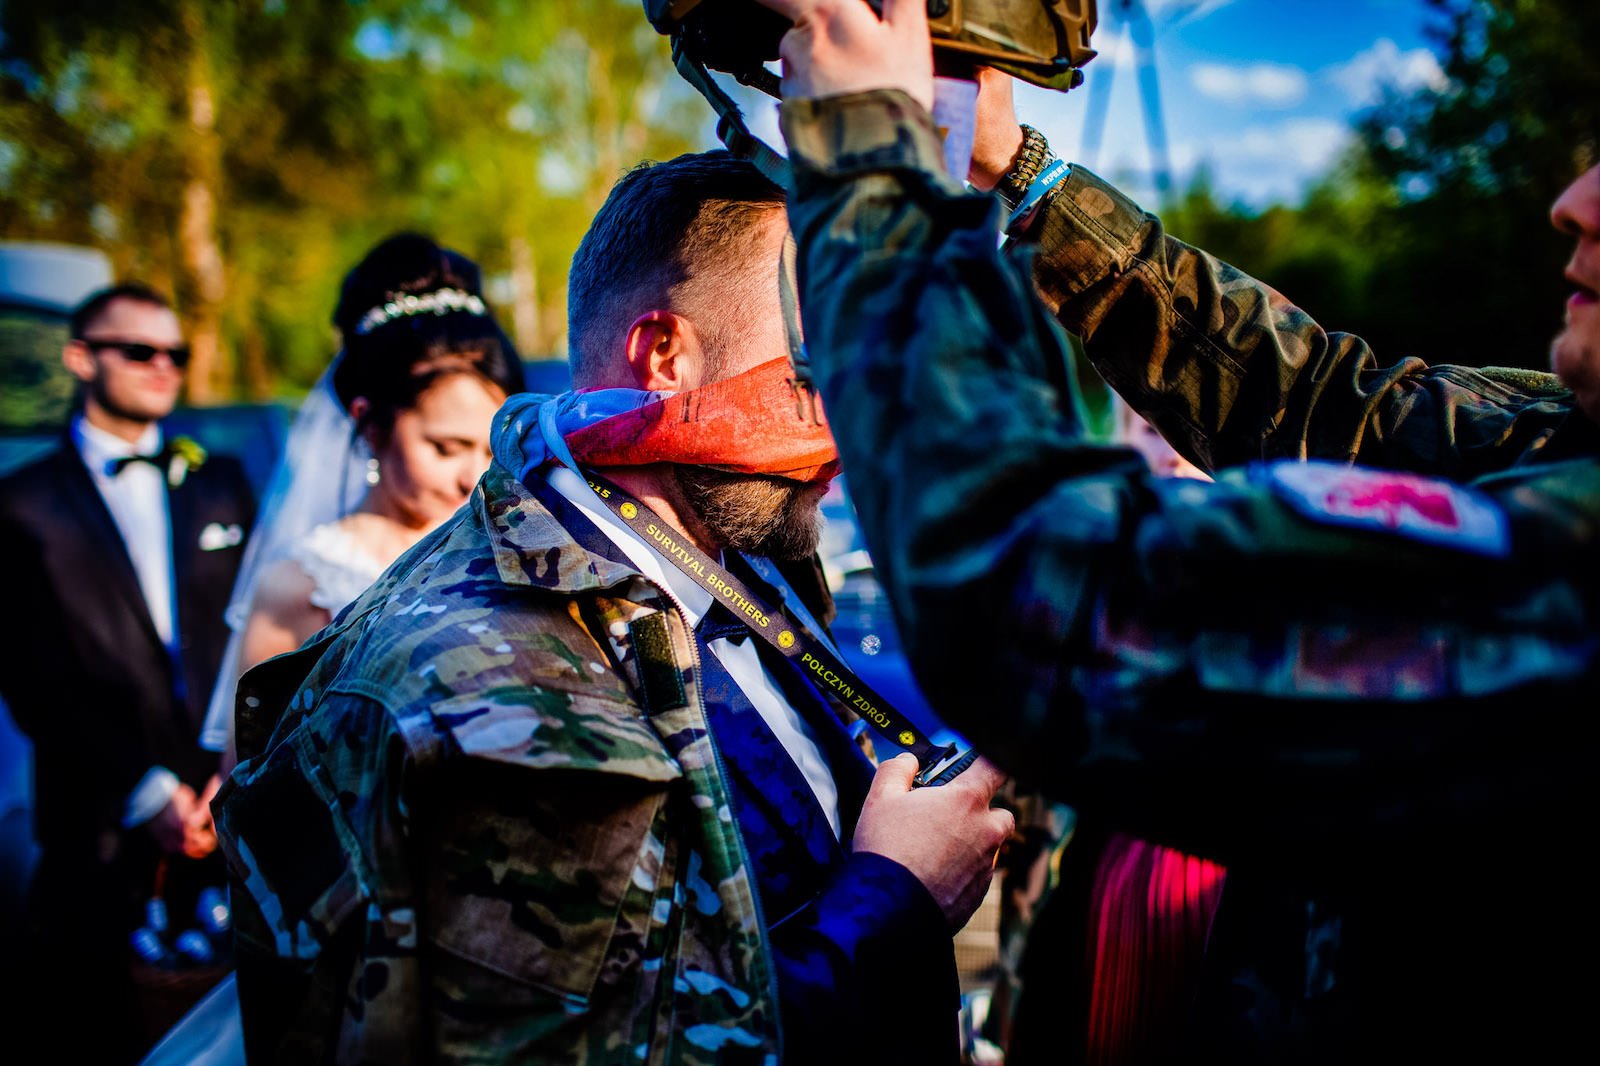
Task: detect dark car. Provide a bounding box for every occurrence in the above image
[819,478,962,751]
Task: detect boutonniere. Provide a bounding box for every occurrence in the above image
[166,435,207,489]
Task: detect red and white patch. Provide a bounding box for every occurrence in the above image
[1265,460,1510,557]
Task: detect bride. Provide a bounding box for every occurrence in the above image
[143,233,525,1066]
[198,232,526,772]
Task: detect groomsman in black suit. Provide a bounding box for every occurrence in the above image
[0,284,255,1061]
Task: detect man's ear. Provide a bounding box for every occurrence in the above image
[624,311,704,391]
[62,340,97,385]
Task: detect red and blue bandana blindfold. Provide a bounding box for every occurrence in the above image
[493,356,841,486]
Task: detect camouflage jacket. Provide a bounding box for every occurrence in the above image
[780,90,1600,1058]
[215,451,956,1065]
[215,461,780,1064]
[1020,144,1600,479]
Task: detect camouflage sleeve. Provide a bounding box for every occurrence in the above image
[1018,162,1576,479]
[779,90,1596,866]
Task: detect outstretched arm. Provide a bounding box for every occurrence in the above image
[765,2,1597,868]
[967,67,1577,479]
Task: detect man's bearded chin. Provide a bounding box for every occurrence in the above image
[672,466,826,561]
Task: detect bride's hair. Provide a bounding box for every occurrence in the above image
[331,233,526,441]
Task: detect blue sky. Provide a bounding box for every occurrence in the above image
[715,0,1449,209]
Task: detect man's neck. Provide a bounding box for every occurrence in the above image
[603,464,725,559]
[81,400,158,446]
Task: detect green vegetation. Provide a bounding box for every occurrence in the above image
[1,0,1594,424]
[0,0,698,411]
[1162,0,1600,372]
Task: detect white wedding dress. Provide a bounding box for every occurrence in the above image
[143,523,385,1066]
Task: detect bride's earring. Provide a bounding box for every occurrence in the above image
[365,456,381,486]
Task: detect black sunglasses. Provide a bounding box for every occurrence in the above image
[77,339,192,369]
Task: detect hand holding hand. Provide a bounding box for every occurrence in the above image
[184,774,222,860]
[145,783,197,856]
[754,0,935,112]
[852,753,1015,929]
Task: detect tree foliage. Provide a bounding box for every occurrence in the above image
[0,0,697,419]
[1163,0,1599,372]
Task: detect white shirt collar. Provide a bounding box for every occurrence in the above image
[545,464,714,625]
[75,416,161,474]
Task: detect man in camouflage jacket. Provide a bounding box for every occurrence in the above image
[761,0,1600,1060]
[214,150,1012,1064]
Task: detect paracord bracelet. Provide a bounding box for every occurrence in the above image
[994,123,1051,214]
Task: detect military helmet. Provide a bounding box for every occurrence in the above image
[647,0,1099,94]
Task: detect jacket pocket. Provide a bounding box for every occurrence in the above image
[216,727,367,962]
[423,689,679,1004]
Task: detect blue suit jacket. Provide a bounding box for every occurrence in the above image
[537,481,960,1064]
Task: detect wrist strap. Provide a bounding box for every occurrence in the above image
[1006,158,1071,233]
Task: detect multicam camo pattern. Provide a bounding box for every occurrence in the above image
[779,90,1600,862]
[215,458,781,1064]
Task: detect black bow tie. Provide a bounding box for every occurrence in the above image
[110,441,178,476]
[696,603,751,646]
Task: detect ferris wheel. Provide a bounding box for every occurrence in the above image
[1078,0,1199,201]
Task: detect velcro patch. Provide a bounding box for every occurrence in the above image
[1265,460,1510,558]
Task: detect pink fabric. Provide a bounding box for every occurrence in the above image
[565,357,841,483]
[1085,834,1227,1065]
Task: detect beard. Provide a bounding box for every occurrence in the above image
[671,466,826,561]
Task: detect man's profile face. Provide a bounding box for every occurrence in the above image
[66,298,186,424]
[1551,163,1600,423]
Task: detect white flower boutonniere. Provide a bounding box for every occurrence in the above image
[166,435,207,489]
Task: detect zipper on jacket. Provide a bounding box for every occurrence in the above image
[654,583,785,1064]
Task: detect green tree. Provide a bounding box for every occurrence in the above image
[1350,0,1600,370]
[1152,1,1598,374]
[0,0,703,410]
[356,0,700,358]
[0,0,424,402]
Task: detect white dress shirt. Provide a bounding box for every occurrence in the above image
[548,465,842,838]
[74,416,181,826]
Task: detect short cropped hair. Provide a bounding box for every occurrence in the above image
[69,283,173,338]
[566,150,786,387]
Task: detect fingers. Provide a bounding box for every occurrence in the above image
[751,0,821,20]
[989,807,1016,851]
[869,751,921,795]
[952,754,1009,800]
[881,0,930,39]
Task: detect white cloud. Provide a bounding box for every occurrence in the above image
[1167,119,1353,205]
[1190,62,1309,107]
[1146,0,1241,27]
[1083,31,1140,71]
[1327,38,1447,108]
[1231,118,1352,169]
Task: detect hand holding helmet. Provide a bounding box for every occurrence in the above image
[755,0,937,109]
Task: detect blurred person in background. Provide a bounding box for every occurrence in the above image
[0,283,255,1063]
[1001,398,1223,1066]
[144,233,525,1066]
[198,232,526,775]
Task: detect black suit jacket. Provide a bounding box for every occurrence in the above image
[0,430,255,860]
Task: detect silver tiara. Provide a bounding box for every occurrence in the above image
[354,287,487,336]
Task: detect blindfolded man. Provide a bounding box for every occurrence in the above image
[216,151,1013,1065]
